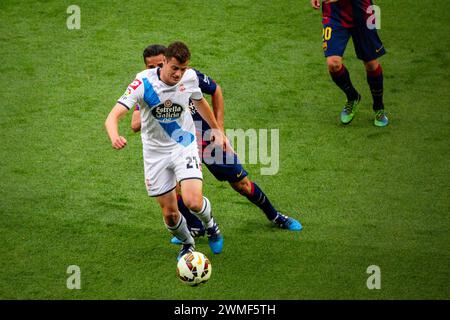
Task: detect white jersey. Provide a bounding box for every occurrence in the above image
[118,68,203,151]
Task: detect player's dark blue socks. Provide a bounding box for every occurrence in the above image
[330,64,359,101]
[177,195,204,231]
[246,182,278,221]
[366,64,384,111]
[273,213,288,225]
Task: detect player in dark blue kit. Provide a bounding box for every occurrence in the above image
[311,0,388,126]
[132,45,303,244]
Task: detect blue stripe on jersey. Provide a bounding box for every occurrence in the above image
[143,78,161,106]
[161,122,195,146]
[142,78,195,147]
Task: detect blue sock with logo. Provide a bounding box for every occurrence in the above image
[245,182,278,221]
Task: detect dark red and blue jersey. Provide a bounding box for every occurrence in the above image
[191,69,247,182]
[190,68,217,136]
[193,68,217,96]
[322,0,374,28]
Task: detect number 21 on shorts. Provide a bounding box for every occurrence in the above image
[186,156,200,169]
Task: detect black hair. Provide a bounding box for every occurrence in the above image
[142,44,167,62]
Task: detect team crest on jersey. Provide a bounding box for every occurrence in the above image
[151,99,184,123]
[179,83,185,92]
[129,79,142,90]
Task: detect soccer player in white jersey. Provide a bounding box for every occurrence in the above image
[105,42,225,260]
[133,45,303,244]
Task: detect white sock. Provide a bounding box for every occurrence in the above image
[190,197,214,229]
[165,213,194,245]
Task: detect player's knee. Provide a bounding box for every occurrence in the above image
[182,194,203,212]
[364,60,379,72]
[163,210,180,227]
[327,57,342,73]
[231,178,252,196]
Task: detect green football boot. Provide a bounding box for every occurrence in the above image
[340,94,361,125]
[374,109,389,127]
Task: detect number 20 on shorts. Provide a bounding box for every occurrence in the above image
[323,26,332,41]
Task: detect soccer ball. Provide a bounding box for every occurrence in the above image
[176,251,212,285]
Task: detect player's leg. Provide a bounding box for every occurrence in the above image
[170,184,205,245]
[174,146,223,254]
[180,178,223,254]
[203,143,302,231]
[364,59,388,126]
[172,194,205,242]
[143,151,195,260]
[175,183,205,237]
[155,189,195,260]
[352,27,388,126]
[327,55,361,124]
[229,176,302,231]
[168,118,213,244]
[323,24,360,124]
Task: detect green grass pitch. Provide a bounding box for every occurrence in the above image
[0,0,449,299]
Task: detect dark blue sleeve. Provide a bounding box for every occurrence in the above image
[193,68,217,96]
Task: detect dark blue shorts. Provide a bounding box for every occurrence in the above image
[201,143,248,183]
[322,23,385,61]
[193,112,248,183]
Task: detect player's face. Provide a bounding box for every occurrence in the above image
[160,57,189,86]
[145,54,164,69]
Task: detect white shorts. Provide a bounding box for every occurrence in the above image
[143,144,203,197]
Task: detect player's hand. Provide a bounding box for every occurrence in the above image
[112,136,127,149]
[210,129,226,150]
[223,136,235,154]
[311,0,321,9]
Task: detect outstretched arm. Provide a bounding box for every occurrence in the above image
[105,103,129,149]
